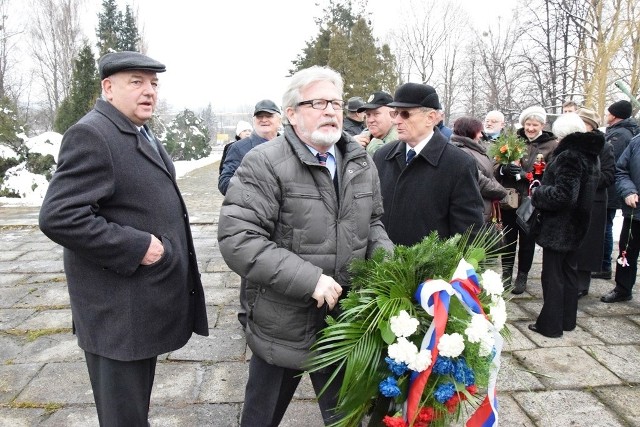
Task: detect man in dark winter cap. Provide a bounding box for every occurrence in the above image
[342,96,366,136]
[372,82,484,245]
[353,90,398,154]
[593,100,640,280]
[39,51,209,425]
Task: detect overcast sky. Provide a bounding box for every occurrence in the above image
[77,0,516,113]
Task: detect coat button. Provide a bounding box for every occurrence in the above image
[190,289,195,295]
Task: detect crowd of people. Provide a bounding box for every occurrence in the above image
[39,49,640,425]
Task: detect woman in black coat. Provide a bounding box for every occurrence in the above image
[576,109,615,297]
[529,113,604,338]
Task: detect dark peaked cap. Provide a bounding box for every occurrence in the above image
[388,83,440,109]
[98,51,166,79]
[356,91,393,112]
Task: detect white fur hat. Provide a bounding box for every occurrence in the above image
[519,106,547,126]
[235,120,252,137]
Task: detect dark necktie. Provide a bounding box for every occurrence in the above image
[316,152,329,166]
[140,127,159,154]
[406,148,416,164]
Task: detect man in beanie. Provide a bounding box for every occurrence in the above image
[593,100,640,280]
[373,82,484,245]
[342,96,366,136]
[39,51,209,425]
[353,90,398,154]
[218,99,281,196]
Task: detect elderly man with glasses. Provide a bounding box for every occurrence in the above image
[373,82,484,246]
[218,65,393,426]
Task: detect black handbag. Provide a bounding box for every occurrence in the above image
[516,181,541,235]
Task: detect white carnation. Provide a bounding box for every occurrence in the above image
[388,337,418,364]
[489,296,507,331]
[437,332,465,358]
[408,349,432,372]
[465,314,492,343]
[479,334,495,357]
[481,270,504,296]
[390,310,420,338]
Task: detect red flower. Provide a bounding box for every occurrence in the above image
[383,415,408,427]
[417,407,436,422]
[466,384,478,395]
[445,394,461,413]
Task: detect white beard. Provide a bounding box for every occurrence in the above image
[311,129,341,148]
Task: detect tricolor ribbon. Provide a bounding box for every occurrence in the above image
[404,259,502,427]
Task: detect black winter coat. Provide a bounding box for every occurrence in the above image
[39,99,209,361]
[373,129,484,246]
[605,118,640,209]
[532,131,605,252]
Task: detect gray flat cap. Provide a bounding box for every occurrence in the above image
[98,51,166,79]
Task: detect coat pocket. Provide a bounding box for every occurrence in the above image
[137,235,174,278]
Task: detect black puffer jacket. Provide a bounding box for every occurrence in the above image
[532,131,605,252]
[605,118,640,209]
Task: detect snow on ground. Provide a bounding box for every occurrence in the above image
[1,132,222,207]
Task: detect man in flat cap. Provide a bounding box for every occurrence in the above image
[218,99,281,196]
[39,51,208,426]
[342,96,366,136]
[373,82,484,245]
[353,90,398,154]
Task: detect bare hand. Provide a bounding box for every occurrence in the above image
[312,274,343,310]
[353,133,370,148]
[141,234,164,265]
[625,193,638,208]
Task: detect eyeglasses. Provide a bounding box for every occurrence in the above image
[297,99,344,110]
[389,109,422,120]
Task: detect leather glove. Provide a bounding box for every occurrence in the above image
[507,163,523,177]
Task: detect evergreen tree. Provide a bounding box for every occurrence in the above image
[0,96,27,156]
[54,43,100,133]
[96,0,120,56]
[199,103,218,144]
[289,1,397,99]
[118,5,140,51]
[163,109,211,161]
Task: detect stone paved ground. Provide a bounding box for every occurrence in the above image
[1,156,640,426]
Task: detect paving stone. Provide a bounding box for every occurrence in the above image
[578,316,640,345]
[0,272,27,286]
[18,334,83,363]
[0,308,37,329]
[151,362,203,403]
[149,403,241,426]
[512,320,604,347]
[16,309,72,330]
[512,346,622,389]
[199,362,249,403]
[14,240,60,252]
[580,299,640,316]
[279,400,325,427]
[0,407,46,427]
[201,272,232,289]
[0,251,25,261]
[204,286,241,306]
[494,394,535,426]
[505,300,532,321]
[0,334,24,362]
[0,363,42,403]
[496,353,545,392]
[215,305,243,329]
[13,283,69,308]
[582,344,640,383]
[14,361,94,405]
[0,286,33,308]
[205,257,233,273]
[593,385,640,426]
[502,324,537,352]
[39,406,98,426]
[23,273,66,285]
[168,329,246,363]
[16,249,64,261]
[512,389,625,426]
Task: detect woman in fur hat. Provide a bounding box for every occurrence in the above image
[528,113,604,337]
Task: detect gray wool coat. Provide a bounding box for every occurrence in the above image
[39,99,208,361]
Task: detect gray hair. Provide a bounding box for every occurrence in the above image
[552,112,586,140]
[281,66,344,125]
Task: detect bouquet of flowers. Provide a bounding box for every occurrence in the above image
[487,130,526,165]
[306,231,508,427]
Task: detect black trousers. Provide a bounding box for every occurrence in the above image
[614,217,640,295]
[240,353,344,427]
[536,248,578,336]
[84,351,157,427]
[501,209,536,274]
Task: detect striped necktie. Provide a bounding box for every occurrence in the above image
[316,152,329,166]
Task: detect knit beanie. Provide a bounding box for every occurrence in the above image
[519,106,547,126]
[235,121,252,137]
[608,100,632,120]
